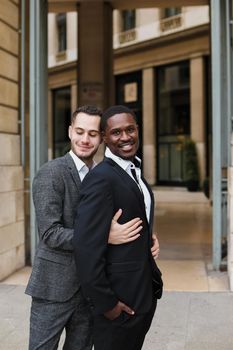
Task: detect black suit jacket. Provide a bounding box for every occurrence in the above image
[74,157,163,315]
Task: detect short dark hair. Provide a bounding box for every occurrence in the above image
[71,105,102,124]
[101,105,137,131]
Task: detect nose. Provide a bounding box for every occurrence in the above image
[120,131,130,141]
[81,133,90,143]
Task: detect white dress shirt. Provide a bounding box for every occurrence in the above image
[105,147,152,222]
[69,150,96,182]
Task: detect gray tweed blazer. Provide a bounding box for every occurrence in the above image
[25,153,82,302]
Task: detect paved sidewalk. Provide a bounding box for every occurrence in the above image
[1,283,233,350]
[1,191,231,349]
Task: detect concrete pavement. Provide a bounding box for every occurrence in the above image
[1,189,232,349]
[144,291,233,350]
[1,282,233,350]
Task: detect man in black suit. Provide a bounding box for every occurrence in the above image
[74,105,163,350]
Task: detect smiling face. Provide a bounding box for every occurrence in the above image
[68,112,101,166]
[102,112,139,161]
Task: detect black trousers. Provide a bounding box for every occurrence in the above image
[93,299,157,350]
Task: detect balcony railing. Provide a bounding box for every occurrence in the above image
[160,15,182,32]
[119,28,137,44]
[113,8,209,49]
[56,50,67,62]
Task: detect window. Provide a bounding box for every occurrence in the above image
[157,61,190,136]
[163,8,181,19]
[122,10,135,31]
[56,13,67,52]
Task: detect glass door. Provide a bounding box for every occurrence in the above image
[157,61,190,185]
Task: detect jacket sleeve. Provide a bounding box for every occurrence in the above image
[32,163,74,251]
[73,171,118,315]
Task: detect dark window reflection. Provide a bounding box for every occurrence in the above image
[158,62,190,136]
[53,87,71,158]
[122,10,136,31]
[157,61,190,184]
[56,13,67,52]
[164,8,181,18]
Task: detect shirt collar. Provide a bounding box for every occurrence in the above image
[69,150,96,172]
[105,147,141,171]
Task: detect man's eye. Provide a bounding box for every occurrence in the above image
[76,130,83,135]
[89,132,99,137]
[112,130,120,136]
[127,127,136,133]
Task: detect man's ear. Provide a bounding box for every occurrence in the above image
[68,125,72,140]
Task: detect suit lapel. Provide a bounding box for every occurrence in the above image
[64,153,82,189]
[104,157,146,212]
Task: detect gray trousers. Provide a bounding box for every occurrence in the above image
[29,290,93,350]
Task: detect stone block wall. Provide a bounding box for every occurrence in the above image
[0,0,25,280]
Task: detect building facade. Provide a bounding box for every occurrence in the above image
[0,0,233,291]
[0,0,25,281]
[48,6,210,187]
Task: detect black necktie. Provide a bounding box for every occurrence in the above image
[133,157,141,168]
[130,166,139,184]
[131,157,141,184]
[130,165,144,195]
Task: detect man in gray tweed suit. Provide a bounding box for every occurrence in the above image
[25,105,152,350]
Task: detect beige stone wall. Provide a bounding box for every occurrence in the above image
[48,12,78,68]
[114,25,209,74]
[113,6,209,49]
[0,0,25,280]
[137,9,158,26]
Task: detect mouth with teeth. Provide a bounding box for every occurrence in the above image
[119,142,134,150]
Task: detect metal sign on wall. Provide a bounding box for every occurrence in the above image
[124,82,138,103]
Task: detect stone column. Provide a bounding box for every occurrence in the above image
[142,68,156,185]
[190,55,206,185]
[71,83,78,112]
[228,167,233,290]
[48,90,53,160]
[29,0,48,262]
[78,1,114,110]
